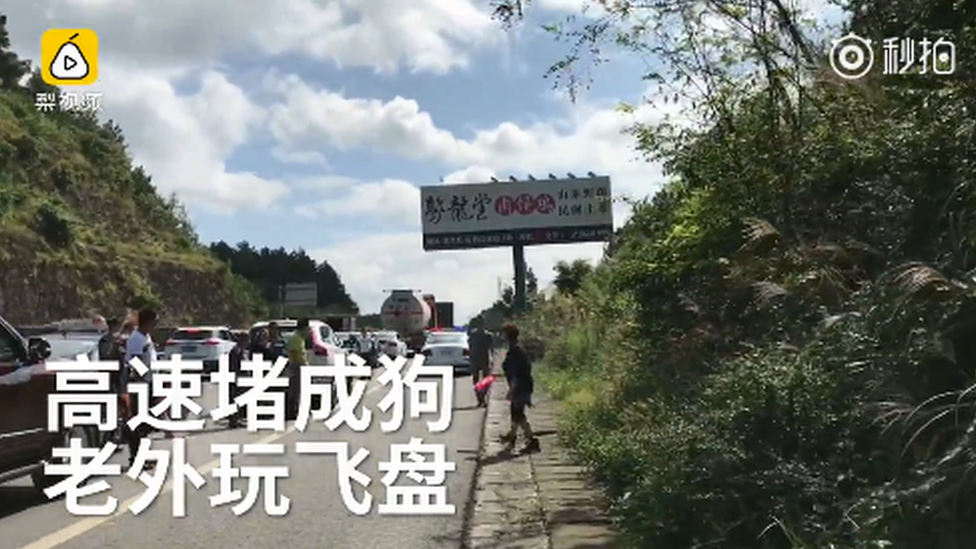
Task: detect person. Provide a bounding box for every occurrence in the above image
[227,331,250,429]
[285,318,311,419]
[500,323,540,453]
[264,322,287,364]
[97,317,119,363]
[122,308,159,469]
[356,327,377,367]
[468,317,494,407]
[96,317,130,448]
[249,328,268,356]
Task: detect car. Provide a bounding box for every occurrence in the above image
[419,331,470,375]
[334,332,357,351]
[0,313,97,492]
[375,331,407,358]
[247,319,353,418]
[163,326,236,374]
[40,331,102,361]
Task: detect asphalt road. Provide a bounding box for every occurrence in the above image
[0,369,485,549]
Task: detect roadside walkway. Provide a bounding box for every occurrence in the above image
[466,375,618,549]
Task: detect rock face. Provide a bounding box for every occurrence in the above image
[0,85,261,327]
[0,235,254,326]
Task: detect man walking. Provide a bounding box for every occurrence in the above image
[500,324,540,453]
[285,318,311,420]
[468,317,493,407]
[122,308,159,469]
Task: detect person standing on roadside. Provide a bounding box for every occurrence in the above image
[468,317,494,407]
[122,308,159,469]
[500,323,540,453]
[285,318,311,419]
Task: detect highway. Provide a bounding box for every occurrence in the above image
[0,371,485,549]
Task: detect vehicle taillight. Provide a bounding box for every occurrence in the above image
[165,339,176,346]
[314,346,330,356]
[203,338,220,345]
[463,348,469,355]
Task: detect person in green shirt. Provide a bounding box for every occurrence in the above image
[285,318,310,419]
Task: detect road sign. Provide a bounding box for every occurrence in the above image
[283,282,317,307]
[419,176,613,251]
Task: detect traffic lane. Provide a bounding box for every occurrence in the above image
[0,375,373,546]
[5,373,485,549]
[0,379,289,547]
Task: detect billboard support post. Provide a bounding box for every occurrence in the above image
[513,244,526,315]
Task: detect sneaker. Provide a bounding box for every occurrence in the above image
[499,433,516,445]
[523,438,541,453]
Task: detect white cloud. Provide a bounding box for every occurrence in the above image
[268,73,678,202]
[92,64,288,212]
[6,0,499,74]
[271,147,329,167]
[296,179,421,229]
[310,232,608,321]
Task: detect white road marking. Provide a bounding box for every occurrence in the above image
[15,380,387,549]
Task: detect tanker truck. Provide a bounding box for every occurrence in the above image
[380,290,431,352]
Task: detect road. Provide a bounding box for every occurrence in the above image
[0,370,485,549]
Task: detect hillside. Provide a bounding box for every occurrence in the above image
[0,21,266,325]
[502,0,976,548]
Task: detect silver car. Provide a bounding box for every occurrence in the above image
[419,331,469,375]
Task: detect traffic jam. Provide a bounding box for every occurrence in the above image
[0,290,470,496]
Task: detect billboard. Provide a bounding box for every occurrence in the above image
[419,176,613,251]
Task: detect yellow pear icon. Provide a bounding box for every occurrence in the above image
[50,34,89,80]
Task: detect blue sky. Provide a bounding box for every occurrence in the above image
[8,0,840,319]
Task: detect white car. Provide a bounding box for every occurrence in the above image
[375,331,407,358]
[248,319,343,366]
[163,326,236,373]
[420,331,469,374]
[248,319,353,416]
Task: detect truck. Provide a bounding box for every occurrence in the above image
[435,301,454,328]
[380,290,432,352]
[422,294,438,329]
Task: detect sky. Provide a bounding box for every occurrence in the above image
[7,0,842,321]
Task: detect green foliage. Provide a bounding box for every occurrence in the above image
[499,0,976,548]
[0,14,263,325]
[472,267,539,327]
[208,241,358,314]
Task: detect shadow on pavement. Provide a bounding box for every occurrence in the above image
[471,449,520,466]
[0,485,52,520]
[453,405,483,412]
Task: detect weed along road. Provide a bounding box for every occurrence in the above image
[0,370,486,549]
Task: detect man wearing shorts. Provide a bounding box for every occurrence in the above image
[500,324,540,453]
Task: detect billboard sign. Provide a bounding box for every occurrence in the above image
[283,282,317,307]
[420,176,613,251]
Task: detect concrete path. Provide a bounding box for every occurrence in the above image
[466,374,618,549]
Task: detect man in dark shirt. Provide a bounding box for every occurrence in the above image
[500,324,539,453]
[467,317,494,407]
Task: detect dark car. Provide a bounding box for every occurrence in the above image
[0,314,96,492]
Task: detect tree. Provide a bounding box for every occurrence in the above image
[208,241,359,313]
[0,15,29,90]
[552,259,592,295]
